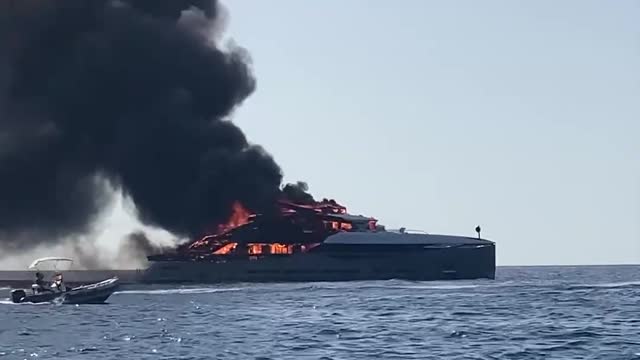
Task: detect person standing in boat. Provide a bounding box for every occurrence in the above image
[50,272,67,292]
[32,272,52,294]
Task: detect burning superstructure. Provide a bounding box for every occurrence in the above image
[171,198,373,259]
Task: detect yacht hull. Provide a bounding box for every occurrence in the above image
[140,243,496,283]
[0,244,495,286]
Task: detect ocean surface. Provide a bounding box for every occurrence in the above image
[0,266,639,359]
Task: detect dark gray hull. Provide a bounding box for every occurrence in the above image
[0,244,495,286]
[140,244,496,283]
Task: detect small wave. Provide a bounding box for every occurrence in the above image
[397,284,481,290]
[114,287,244,295]
[568,281,640,290]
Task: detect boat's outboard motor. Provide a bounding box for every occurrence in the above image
[11,289,26,303]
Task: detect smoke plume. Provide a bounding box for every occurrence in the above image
[0,0,311,252]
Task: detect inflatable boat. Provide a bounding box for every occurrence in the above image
[9,257,119,304]
[11,277,119,304]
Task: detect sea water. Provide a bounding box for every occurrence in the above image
[0,266,638,359]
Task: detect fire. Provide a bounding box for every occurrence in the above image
[328,221,352,231]
[186,201,252,250]
[247,243,293,255]
[185,197,358,253]
[213,242,237,255]
[217,201,252,233]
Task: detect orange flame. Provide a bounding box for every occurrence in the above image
[186,199,355,252]
[217,201,252,233]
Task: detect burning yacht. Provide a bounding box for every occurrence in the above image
[142,200,496,283]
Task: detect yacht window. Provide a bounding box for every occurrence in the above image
[248,244,262,255]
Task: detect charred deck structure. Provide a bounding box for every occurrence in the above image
[142,200,496,283]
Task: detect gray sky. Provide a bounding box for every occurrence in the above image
[218,0,639,265]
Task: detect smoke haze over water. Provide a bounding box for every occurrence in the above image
[0,0,317,258]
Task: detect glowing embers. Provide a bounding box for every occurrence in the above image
[248,243,264,255]
[212,242,300,256]
[188,234,214,250]
[326,221,353,231]
[213,242,237,255]
[247,243,293,255]
[270,243,291,254]
[207,241,322,258]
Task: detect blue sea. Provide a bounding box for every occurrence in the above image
[0,266,639,359]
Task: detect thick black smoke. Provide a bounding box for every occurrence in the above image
[282,182,315,205]
[0,0,312,249]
